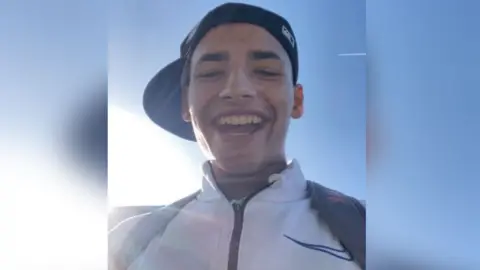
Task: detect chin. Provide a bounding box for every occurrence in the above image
[214,154,263,175]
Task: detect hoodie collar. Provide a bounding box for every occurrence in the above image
[198,159,307,203]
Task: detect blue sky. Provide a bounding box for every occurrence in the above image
[368,1,480,266]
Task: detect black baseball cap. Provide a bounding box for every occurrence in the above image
[143,2,298,141]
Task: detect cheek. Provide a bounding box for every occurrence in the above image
[188,90,213,129]
[267,87,294,120]
[268,92,294,142]
[189,106,206,131]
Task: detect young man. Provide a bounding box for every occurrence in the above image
[109,3,365,270]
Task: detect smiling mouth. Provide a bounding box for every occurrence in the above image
[214,114,267,135]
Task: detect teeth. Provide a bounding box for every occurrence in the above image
[219,115,263,125]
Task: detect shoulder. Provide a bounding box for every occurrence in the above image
[109,206,171,269]
[108,192,200,270]
[109,206,162,230]
[108,209,156,253]
[307,180,360,200]
[109,209,166,270]
[306,180,365,212]
[109,192,200,252]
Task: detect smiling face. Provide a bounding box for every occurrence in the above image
[182,23,304,175]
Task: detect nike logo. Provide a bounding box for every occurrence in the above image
[284,235,353,261]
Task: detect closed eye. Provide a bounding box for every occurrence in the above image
[196,70,224,79]
[254,69,282,77]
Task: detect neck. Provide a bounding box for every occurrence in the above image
[210,159,288,200]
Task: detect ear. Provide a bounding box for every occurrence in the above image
[181,87,191,122]
[291,83,304,119]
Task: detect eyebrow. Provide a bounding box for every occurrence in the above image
[196,50,281,65]
[198,52,229,63]
[249,50,281,61]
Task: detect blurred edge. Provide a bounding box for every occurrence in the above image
[62,80,108,193]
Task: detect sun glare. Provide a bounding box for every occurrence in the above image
[108,105,200,207]
[3,142,105,269]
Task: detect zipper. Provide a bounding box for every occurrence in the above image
[226,182,275,270]
[227,198,246,270]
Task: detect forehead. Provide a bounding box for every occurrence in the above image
[191,23,288,62]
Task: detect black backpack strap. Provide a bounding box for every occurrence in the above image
[108,191,200,270]
[307,181,366,270]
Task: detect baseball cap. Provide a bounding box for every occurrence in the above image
[143,2,298,141]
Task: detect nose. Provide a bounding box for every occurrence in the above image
[219,69,256,101]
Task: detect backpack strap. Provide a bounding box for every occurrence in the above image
[307,180,366,270]
[108,191,200,270]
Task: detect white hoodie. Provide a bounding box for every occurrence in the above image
[116,160,361,270]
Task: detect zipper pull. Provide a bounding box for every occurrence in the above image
[231,198,244,211]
